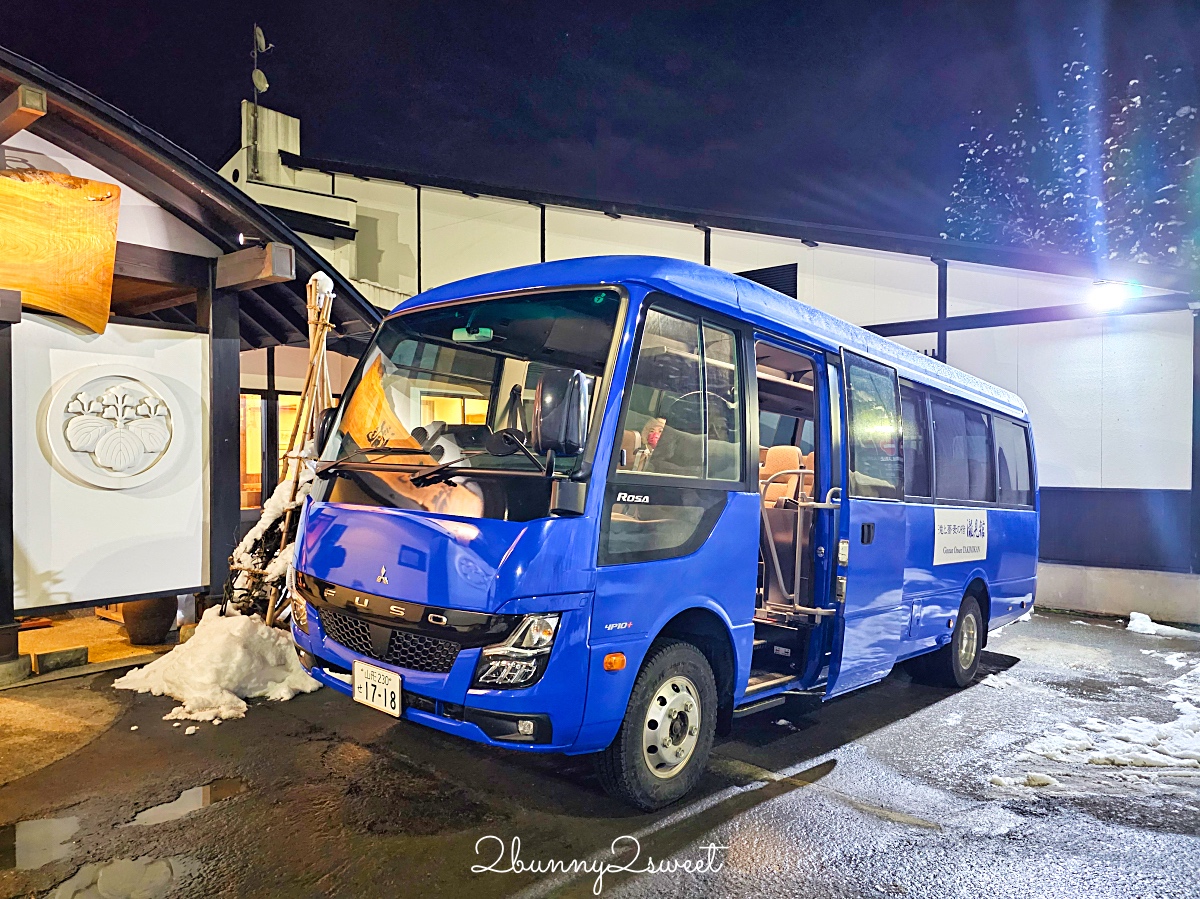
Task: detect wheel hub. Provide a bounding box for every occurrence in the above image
[642,675,701,779]
[958,611,979,669]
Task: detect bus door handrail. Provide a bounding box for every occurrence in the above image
[759,475,840,618]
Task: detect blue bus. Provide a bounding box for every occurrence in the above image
[290,256,1038,810]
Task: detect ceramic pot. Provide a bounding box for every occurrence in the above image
[120,597,177,645]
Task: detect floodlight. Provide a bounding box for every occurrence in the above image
[1088,280,1136,312]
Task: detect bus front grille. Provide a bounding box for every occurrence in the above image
[319,606,462,674]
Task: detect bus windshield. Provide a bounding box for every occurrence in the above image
[313,288,621,519]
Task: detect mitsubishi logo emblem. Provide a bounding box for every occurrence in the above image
[376,566,389,585]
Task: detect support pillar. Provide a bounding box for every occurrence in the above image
[934,258,948,363]
[198,278,240,606]
[0,290,19,662]
[263,345,279,499]
[1190,306,1200,573]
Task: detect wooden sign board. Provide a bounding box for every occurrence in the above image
[0,169,121,333]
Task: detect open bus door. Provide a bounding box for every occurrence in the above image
[824,350,908,697]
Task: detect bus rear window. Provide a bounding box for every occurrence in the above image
[994,418,1033,506]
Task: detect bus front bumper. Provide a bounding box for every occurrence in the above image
[293,599,591,753]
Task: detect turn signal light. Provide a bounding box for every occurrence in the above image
[603,652,626,672]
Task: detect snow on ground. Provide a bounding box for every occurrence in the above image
[1127,612,1200,639]
[1023,662,1200,770]
[1140,649,1194,670]
[989,608,1033,638]
[980,673,1019,689]
[113,607,319,721]
[988,772,1061,789]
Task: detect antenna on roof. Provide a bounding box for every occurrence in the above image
[250,23,274,181]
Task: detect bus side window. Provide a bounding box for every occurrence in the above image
[994,418,1033,506]
[843,353,903,500]
[931,399,995,503]
[900,386,931,498]
[702,322,741,481]
[616,308,704,477]
[600,304,745,566]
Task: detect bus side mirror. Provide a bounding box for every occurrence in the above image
[316,407,338,453]
[531,368,588,456]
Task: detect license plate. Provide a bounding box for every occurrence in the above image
[352,661,402,717]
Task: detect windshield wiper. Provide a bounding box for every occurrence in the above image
[315,446,434,479]
[410,429,552,488]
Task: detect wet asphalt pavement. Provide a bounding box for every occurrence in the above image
[2,608,1199,899]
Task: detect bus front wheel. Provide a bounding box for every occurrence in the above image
[910,594,983,688]
[594,640,717,811]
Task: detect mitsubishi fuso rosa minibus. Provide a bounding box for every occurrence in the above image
[289,256,1038,810]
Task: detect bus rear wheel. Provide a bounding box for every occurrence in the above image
[910,594,983,688]
[594,640,717,811]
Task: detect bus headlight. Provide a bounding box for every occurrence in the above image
[472,613,560,689]
[288,565,309,633]
[291,596,310,634]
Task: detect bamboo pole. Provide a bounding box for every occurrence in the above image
[264,274,336,625]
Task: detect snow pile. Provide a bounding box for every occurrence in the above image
[114,607,319,721]
[230,457,314,597]
[1024,663,1200,769]
[231,473,310,577]
[988,772,1061,788]
[1127,612,1200,639]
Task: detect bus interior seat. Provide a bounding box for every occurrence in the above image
[758,444,814,607]
[760,445,814,506]
[621,429,641,464]
[761,445,800,505]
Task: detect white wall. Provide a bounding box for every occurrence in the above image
[301,233,357,281]
[809,245,938,326]
[710,228,811,274]
[2,131,221,258]
[947,310,1192,490]
[13,315,209,609]
[1038,562,1200,626]
[422,190,540,289]
[337,178,419,297]
[712,232,939,326]
[545,207,705,262]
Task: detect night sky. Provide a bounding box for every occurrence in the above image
[4,1,1198,238]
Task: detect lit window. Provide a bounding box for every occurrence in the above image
[240,394,263,509]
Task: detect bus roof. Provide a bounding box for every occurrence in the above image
[394,255,1029,420]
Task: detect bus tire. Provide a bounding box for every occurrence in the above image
[910,594,983,688]
[594,640,717,811]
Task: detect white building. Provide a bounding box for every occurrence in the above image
[221,102,1200,625]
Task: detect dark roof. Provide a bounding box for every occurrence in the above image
[398,254,1027,418]
[282,149,1198,297]
[0,47,381,353]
